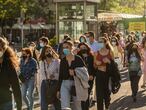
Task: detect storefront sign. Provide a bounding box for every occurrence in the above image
[129,22,145,32]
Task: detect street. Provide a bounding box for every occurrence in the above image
[33,68,146,110]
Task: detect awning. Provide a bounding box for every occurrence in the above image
[98,13,143,22]
[12,24,30,29]
[119,14,142,19]
[11,24,53,30]
[31,24,41,29]
[98,13,122,22]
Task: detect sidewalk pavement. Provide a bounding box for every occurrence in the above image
[33,68,146,110]
[108,70,146,110]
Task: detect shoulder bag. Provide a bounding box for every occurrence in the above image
[44,61,58,104]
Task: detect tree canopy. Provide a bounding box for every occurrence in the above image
[0,0,145,28]
[99,0,145,15]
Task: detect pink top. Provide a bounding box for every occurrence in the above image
[142,49,146,73]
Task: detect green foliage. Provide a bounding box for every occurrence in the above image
[0,0,54,27]
[49,36,57,46]
[99,0,145,15]
[0,0,21,19]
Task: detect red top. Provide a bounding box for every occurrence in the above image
[96,51,111,66]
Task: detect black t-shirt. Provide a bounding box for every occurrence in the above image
[58,55,85,91]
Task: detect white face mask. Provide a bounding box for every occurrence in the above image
[40,43,44,48]
[0,51,4,58]
[112,42,117,46]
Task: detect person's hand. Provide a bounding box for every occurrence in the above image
[89,75,94,81]
[103,58,110,64]
[69,69,75,76]
[56,91,60,99]
[50,74,55,79]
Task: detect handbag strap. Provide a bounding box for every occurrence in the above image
[44,61,49,80]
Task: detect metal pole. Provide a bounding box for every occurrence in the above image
[55,3,59,43]
[21,25,24,48]
[20,10,24,48]
[144,0,146,18]
[83,0,86,33]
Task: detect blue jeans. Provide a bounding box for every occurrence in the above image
[0,101,12,110]
[60,80,81,110]
[41,80,61,110]
[21,77,35,110]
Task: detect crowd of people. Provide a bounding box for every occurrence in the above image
[0,31,146,110]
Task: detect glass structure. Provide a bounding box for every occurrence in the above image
[53,0,100,42]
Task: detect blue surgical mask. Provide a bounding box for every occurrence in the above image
[98,43,104,50]
[80,38,85,42]
[86,38,90,44]
[63,49,70,56]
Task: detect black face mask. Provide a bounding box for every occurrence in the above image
[46,53,53,58]
[132,47,137,51]
[22,55,27,60]
[80,49,88,54]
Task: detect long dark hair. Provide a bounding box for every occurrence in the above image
[22,48,33,58]
[127,44,141,62]
[39,45,59,61]
[142,37,146,48]
[77,42,93,55]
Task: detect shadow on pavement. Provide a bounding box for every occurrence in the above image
[120,69,129,83]
[110,90,146,110]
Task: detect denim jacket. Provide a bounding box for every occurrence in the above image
[20,57,38,80]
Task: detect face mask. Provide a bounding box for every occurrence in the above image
[46,53,53,58]
[80,38,85,43]
[98,43,104,50]
[22,55,27,60]
[0,51,4,58]
[80,49,88,54]
[86,38,90,44]
[112,42,116,46]
[63,49,70,56]
[40,43,44,48]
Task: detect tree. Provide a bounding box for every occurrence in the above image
[0,0,22,33]
[99,0,145,15]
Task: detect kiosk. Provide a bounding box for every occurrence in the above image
[53,0,100,42]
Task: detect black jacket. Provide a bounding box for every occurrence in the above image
[0,51,22,110]
[107,60,121,94]
[77,53,95,77]
[58,55,85,91]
